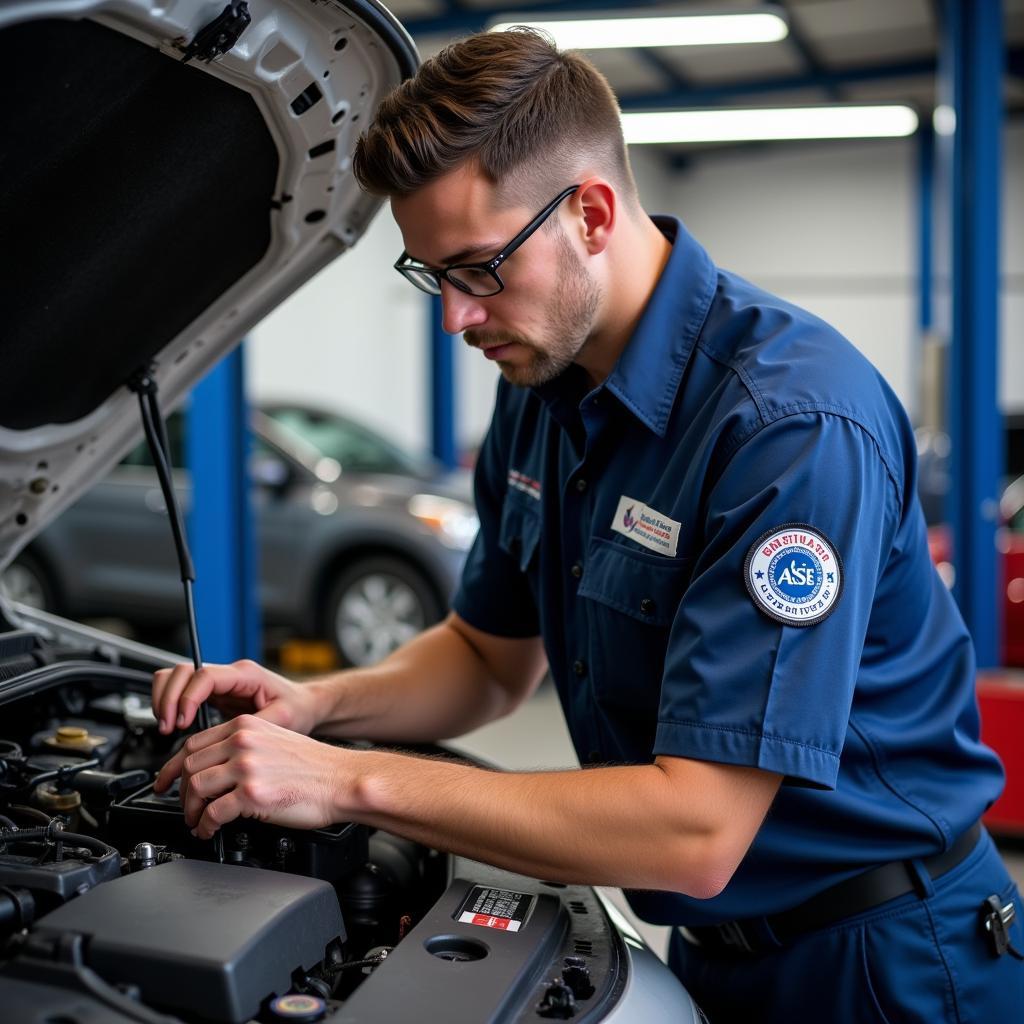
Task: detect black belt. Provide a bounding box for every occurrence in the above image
[685,822,983,956]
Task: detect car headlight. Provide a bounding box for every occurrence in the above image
[408,494,479,551]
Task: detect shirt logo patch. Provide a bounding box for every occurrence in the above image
[611,495,680,556]
[508,469,541,501]
[744,523,843,628]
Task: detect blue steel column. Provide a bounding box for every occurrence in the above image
[940,0,1004,667]
[917,121,934,339]
[912,120,935,430]
[185,346,261,663]
[430,295,458,469]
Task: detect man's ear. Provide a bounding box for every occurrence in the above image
[572,178,616,256]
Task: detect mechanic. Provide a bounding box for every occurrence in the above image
[152,29,1023,1021]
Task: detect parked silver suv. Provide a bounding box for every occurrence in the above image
[2,403,476,667]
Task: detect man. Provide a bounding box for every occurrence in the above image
[152,29,1022,1021]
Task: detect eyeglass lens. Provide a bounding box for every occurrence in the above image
[446,265,500,296]
[401,267,442,295]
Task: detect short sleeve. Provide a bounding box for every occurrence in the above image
[653,411,899,788]
[451,386,540,638]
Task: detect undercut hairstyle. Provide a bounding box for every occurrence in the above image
[352,28,639,210]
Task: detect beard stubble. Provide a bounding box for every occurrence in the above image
[465,230,601,388]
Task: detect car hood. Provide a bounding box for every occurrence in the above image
[0,0,417,572]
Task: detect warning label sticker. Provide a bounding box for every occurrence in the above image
[455,886,533,933]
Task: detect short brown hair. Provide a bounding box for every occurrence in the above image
[353,28,637,207]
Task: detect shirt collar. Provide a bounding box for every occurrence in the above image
[603,216,716,436]
[534,216,716,438]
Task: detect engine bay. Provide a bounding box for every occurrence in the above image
[0,612,624,1023]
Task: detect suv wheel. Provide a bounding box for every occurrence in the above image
[326,556,441,667]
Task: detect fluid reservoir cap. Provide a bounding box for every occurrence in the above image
[34,782,82,811]
[43,726,106,753]
[269,994,327,1021]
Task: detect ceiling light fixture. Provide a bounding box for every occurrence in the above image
[489,11,788,50]
[622,105,920,144]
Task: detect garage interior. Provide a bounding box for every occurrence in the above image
[206,0,1024,952]
[1,0,1023,1015]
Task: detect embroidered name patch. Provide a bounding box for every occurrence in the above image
[744,523,843,627]
[611,496,681,556]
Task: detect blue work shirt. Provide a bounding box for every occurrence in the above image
[451,216,1004,926]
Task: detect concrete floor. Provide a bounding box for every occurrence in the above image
[449,681,1024,963]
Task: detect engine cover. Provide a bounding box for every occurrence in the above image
[32,859,345,1023]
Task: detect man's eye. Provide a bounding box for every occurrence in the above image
[449,266,492,288]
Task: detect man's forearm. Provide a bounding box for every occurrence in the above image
[306,618,537,744]
[166,705,779,894]
[346,750,779,896]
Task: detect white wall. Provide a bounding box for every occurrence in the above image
[249,126,1024,453]
[248,208,430,453]
[644,138,919,414]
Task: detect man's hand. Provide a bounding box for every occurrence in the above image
[153,714,349,839]
[151,659,321,736]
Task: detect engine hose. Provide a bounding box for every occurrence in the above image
[0,823,115,858]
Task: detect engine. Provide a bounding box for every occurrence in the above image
[0,618,632,1024]
[0,641,451,1023]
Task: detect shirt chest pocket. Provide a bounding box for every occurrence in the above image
[498,494,541,573]
[577,537,693,709]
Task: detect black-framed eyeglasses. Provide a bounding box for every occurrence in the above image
[394,184,581,298]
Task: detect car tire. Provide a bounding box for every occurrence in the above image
[326,556,442,668]
[0,551,57,612]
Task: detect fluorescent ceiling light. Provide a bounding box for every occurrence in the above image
[489,12,788,50]
[622,106,920,144]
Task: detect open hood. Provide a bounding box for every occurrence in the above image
[0,0,417,571]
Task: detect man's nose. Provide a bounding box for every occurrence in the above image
[440,281,488,335]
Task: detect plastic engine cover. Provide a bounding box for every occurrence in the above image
[32,859,345,1022]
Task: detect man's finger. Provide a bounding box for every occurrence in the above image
[182,763,234,828]
[153,664,195,734]
[151,667,171,720]
[153,718,238,793]
[173,666,233,731]
[194,790,244,840]
[177,665,267,731]
[154,744,188,794]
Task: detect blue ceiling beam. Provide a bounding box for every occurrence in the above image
[402,4,1024,112]
[635,47,691,92]
[404,0,637,38]
[769,0,843,100]
[616,56,940,109]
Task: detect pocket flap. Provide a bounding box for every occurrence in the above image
[578,537,691,626]
[499,495,541,572]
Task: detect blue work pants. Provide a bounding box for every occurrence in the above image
[668,832,1024,1023]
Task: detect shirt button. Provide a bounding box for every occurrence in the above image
[640,597,655,615]
[575,478,588,494]
[570,562,583,579]
[572,659,587,678]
